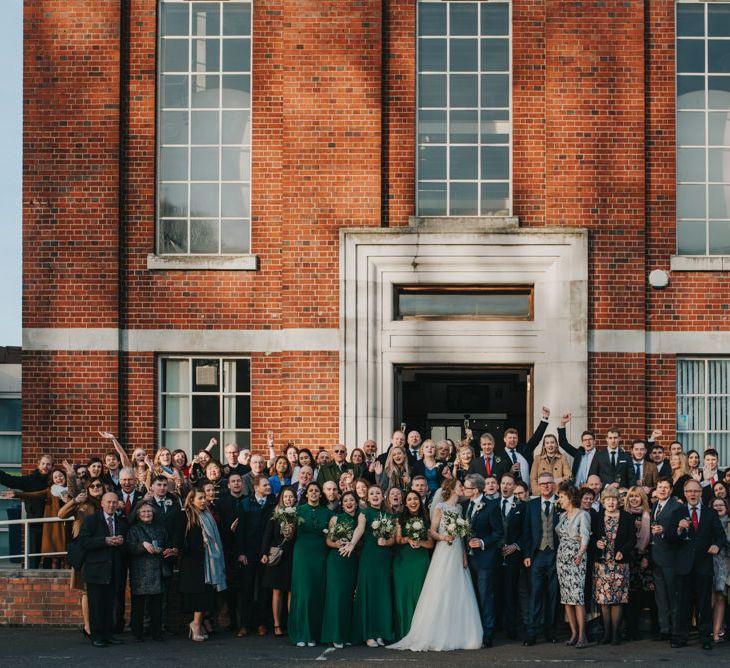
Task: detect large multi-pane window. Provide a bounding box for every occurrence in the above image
[0,396,21,557]
[157,1,252,255]
[417,0,511,217]
[677,358,730,464]
[676,2,730,255]
[160,357,251,459]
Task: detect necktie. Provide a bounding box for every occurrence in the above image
[106,515,114,536]
[297,489,303,503]
[635,462,641,479]
[158,500,165,513]
[691,506,699,531]
[543,500,550,518]
[259,498,265,508]
[611,451,616,469]
[124,494,131,516]
[502,498,508,518]
[467,501,474,520]
[510,450,517,465]
[655,503,663,520]
[485,456,491,476]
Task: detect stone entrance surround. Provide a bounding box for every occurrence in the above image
[340,219,589,449]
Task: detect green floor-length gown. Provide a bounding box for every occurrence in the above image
[288,503,333,644]
[320,512,359,645]
[392,533,431,640]
[351,506,394,643]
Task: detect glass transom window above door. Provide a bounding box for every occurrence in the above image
[417,1,511,217]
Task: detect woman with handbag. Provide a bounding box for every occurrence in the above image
[125,500,176,642]
[288,482,333,646]
[260,486,297,637]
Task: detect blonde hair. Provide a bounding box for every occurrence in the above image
[670,453,689,480]
[183,489,205,533]
[625,486,650,513]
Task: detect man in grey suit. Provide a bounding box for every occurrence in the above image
[649,478,681,641]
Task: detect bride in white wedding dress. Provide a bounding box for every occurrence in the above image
[388,479,483,651]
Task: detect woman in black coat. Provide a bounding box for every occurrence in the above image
[589,487,636,645]
[177,488,227,641]
[260,486,297,636]
[126,501,174,641]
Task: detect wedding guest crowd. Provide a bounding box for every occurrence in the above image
[0,413,729,653]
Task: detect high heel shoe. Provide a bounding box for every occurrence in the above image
[82,629,92,641]
[188,622,206,642]
[274,626,284,637]
[565,635,578,646]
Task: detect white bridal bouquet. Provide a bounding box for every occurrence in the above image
[402,516,428,543]
[442,510,470,545]
[272,506,298,529]
[371,513,396,540]
[326,520,354,543]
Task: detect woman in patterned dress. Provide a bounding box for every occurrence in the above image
[590,486,636,645]
[556,482,592,648]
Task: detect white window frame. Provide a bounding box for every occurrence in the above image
[675,0,730,259]
[158,355,252,458]
[415,0,513,218]
[154,0,255,267]
[676,356,730,465]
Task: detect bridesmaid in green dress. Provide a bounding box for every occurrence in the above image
[320,491,360,648]
[392,491,434,640]
[342,485,396,647]
[288,482,333,647]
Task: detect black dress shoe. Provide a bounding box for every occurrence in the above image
[105,637,124,645]
[653,632,670,641]
[482,636,493,648]
[670,640,687,648]
[702,640,713,650]
[523,637,536,646]
[91,640,108,648]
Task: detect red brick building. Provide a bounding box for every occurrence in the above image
[22,0,730,469]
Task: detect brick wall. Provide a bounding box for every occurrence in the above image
[0,570,83,626]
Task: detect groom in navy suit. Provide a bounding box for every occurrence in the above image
[462,473,504,648]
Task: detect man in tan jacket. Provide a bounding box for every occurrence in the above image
[529,434,572,491]
[628,439,658,493]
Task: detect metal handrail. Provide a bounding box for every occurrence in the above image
[0,515,73,569]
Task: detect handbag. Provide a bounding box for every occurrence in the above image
[266,543,284,567]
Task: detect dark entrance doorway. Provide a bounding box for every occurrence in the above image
[394,365,532,445]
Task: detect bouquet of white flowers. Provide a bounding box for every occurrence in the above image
[371,513,396,540]
[402,516,428,543]
[326,519,355,543]
[442,510,470,545]
[272,506,298,530]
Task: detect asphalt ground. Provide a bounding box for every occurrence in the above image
[0,628,728,668]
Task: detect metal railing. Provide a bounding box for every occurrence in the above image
[0,516,73,569]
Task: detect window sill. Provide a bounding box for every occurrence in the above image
[146,254,259,271]
[408,215,519,233]
[670,255,730,272]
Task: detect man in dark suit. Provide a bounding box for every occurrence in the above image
[556,413,598,487]
[462,473,504,648]
[235,475,276,637]
[216,472,247,632]
[146,474,182,634]
[0,454,53,568]
[405,430,423,465]
[670,479,726,650]
[469,432,510,481]
[290,466,314,506]
[588,428,634,488]
[78,492,128,647]
[501,406,551,486]
[317,445,353,485]
[495,472,527,639]
[112,467,144,633]
[521,472,562,645]
[649,478,682,642]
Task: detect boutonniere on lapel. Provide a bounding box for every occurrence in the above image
[494,457,502,464]
[164,499,173,508]
[472,502,485,519]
